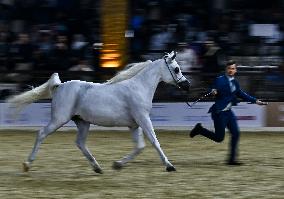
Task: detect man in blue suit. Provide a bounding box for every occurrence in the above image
[190,60,266,165]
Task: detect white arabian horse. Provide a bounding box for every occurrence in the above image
[7,51,191,173]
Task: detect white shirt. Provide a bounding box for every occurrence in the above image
[227,76,236,92]
[222,76,236,111]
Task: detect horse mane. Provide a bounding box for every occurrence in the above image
[105,60,153,84]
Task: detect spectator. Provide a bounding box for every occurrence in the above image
[33,30,54,70]
[69,59,94,81]
[69,59,93,72]
[201,40,226,73]
[264,62,284,99]
[52,35,70,70]
[70,34,88,64]
[0,31,9,70]
[13,33,34,71]
[176,42,199,72]
[148,24,173,51]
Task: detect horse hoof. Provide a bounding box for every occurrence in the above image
[166,166,176,172]
[94,168,103,174]
[112,161,123,170]
[23,162,30,172]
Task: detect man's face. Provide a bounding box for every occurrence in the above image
[226,64,237,77]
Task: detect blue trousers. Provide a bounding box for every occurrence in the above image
[199,110,240,162]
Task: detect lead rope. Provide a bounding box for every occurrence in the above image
[186,90,214,108]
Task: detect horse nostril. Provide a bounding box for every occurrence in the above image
[174,67,180,74]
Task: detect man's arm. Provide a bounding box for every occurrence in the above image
[236,89,257,103]
[236,89,267,105]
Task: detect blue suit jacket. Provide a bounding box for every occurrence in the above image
[209,75,257,113]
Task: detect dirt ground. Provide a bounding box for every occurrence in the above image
[0,130,283,199]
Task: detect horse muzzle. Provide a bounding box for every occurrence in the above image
[177,80,191,91]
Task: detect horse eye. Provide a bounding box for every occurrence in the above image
[174,67,180,74]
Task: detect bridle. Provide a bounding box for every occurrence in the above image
[163,55,186,89]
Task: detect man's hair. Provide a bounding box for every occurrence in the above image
[226,60,236,67]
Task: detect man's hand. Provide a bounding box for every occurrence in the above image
[256,100,268,105]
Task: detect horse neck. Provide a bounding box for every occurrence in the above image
[132,59,162,98]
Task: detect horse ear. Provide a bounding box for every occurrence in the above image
[164,51,176,60]
[172,51,176,59]
[167,51,173,59]
[169,51,176,60]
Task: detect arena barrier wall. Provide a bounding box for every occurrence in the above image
[0,102,265,128]
[266,102,284,127]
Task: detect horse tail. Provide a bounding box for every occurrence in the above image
[6,73,61,115]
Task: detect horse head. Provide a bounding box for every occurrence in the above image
[162,51,191,91]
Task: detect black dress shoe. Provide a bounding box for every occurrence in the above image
[227,161,244,166]
[189,123,202,138]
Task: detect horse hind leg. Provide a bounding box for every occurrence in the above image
[113,127,146,170]
[23,119,66,172]
[73,118,103,174]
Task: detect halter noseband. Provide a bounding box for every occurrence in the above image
[163,56,184,88]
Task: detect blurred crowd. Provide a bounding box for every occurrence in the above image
[0,0,284,72]
[0,0,100,72]
[0,0,284,74]
[0,0,283,100]
[129,0,284,72]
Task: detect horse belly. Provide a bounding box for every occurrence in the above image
[74,84,137,127]
[88,112,134,127]
[78,104,135,127]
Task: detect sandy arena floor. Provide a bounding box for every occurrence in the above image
[0,130,283,199]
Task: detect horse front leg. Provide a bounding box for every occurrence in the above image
[135,115,176,172]
[73,119,103,174]
[113,127,146,170]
